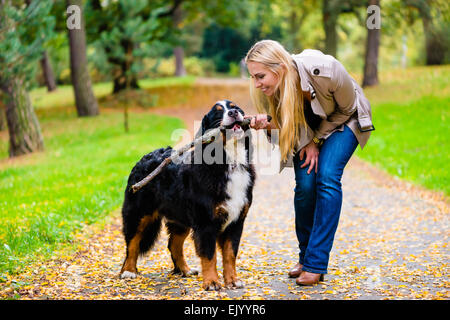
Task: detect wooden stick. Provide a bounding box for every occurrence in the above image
[130,116,270,193]
[130,157,172,193]
[130,126,226,193]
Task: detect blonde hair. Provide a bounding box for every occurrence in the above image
[245,40,306,161]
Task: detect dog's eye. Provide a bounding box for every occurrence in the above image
[233,107,244,115]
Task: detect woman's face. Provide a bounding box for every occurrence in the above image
[247,61,279,96]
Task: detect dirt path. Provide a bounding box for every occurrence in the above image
[1,99,448,300]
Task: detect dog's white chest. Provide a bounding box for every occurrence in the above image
[221,165,250,231]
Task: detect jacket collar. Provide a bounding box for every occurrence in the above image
[292,54,310,92]
[292,55,327,118]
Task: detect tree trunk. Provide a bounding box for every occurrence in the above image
[362,0,380,87]
[24,0,57,93]
[287,8,302,53]
[406,0,445,65]
[172,4,186,76]
[322,0,339,57]
[0,102,5,131]
[67,0,99,117]
[40,50,57,92]
[111,40,140,94]
[0,77,44,157]
[113,76,139,94]
[420,7,444,65]
[174,47,187,77]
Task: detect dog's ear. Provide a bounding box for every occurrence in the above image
[195,115,209,138]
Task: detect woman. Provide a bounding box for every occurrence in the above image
[244,40,374,285]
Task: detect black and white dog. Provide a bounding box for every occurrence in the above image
[120,100,255,290]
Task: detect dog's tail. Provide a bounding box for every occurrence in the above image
[121,202,163,256]
[138,215,162,254]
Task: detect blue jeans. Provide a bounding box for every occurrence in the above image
[293,125,358,274]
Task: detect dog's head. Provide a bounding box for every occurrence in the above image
[198,100,246,139]
[194,100,253,165]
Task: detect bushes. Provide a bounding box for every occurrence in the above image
[183,57,216,77]
[142,56,216,77]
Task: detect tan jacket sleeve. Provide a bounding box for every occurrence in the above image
[314,59,356,140]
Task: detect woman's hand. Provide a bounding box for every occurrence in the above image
[244,114,271,130]
[299,140,319,174]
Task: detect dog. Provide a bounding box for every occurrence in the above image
[119,100,255,290]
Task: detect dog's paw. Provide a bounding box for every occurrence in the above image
[120,271,137,279]
[171,267,199,277]
[183,268,199,277]
[225,279,244,289]
[203,279,222,291]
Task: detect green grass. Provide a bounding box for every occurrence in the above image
[0,110,184,274]
[356,95,450,195]
[355,65,450,196]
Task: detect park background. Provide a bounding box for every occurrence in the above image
[0,0,448,299]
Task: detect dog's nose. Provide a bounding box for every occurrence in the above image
[228,109,238,118]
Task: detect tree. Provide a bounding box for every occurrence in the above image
[40,51,57,92]
[66,0,99,117]
[193,0,254,72]
[0,0,54,157]
[0,102,5,131]
[25,0,57,92]
[405,0,449,65]
[86,0,182,93]
[173,4,186,77]
[1,77,44,156]
[200,23,248,72]
[362,0,380,87]
[322,0,340,57]
[281,0,316,53]
[321,0,367,58]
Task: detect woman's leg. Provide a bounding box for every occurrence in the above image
[293,152,317,266]
[302,125,358,274]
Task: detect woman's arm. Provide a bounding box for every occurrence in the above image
[245,114,274,131]
[248,114,318,174]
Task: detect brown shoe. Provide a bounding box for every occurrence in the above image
[295,271,324,286]
[288,263,303,278]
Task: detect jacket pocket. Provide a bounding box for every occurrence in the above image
[309,64,332,78]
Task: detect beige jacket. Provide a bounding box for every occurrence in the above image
[278,49,374,172]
